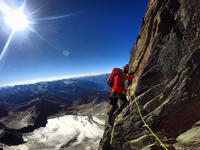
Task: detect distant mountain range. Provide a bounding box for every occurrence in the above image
[0,73,110,104]
[0,74,110,147]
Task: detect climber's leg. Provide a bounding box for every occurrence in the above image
[117,93,128,114]
[108,92,118,127]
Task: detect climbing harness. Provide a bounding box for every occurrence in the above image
[132,76,168,150]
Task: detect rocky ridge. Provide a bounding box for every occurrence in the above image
[99,0,200,149]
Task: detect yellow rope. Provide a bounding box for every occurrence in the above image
[132,76,168,150]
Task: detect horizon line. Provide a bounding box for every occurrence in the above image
[0,72,109,88]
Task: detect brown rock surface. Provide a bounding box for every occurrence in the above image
[99,0,200,149]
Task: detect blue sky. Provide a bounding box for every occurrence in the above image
[0,0,148,86]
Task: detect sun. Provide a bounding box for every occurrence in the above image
[4,9,29,31]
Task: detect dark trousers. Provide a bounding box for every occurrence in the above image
[108,91,128,125]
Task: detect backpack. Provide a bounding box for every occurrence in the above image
[107,68,120,87]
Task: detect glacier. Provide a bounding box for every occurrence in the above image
[3,115,105,150]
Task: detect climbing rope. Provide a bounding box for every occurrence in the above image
[132,76,168,150]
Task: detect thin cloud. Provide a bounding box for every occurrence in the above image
[0,72,109,87]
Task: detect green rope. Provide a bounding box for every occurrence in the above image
[132,91,168,150]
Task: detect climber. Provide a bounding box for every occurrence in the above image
[107,65,134,128]
[122,64,132,87]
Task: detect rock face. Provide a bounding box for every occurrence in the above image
[99,0,200,149]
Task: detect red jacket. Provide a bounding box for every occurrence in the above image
[112,72,134,93]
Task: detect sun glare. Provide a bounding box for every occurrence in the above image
[4,9,29,31]
[0,0,75,62]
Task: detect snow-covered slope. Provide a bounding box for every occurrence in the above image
[3,102,107,150]
[3,115,104,150]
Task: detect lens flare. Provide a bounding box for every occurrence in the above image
[0,31,15,62]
